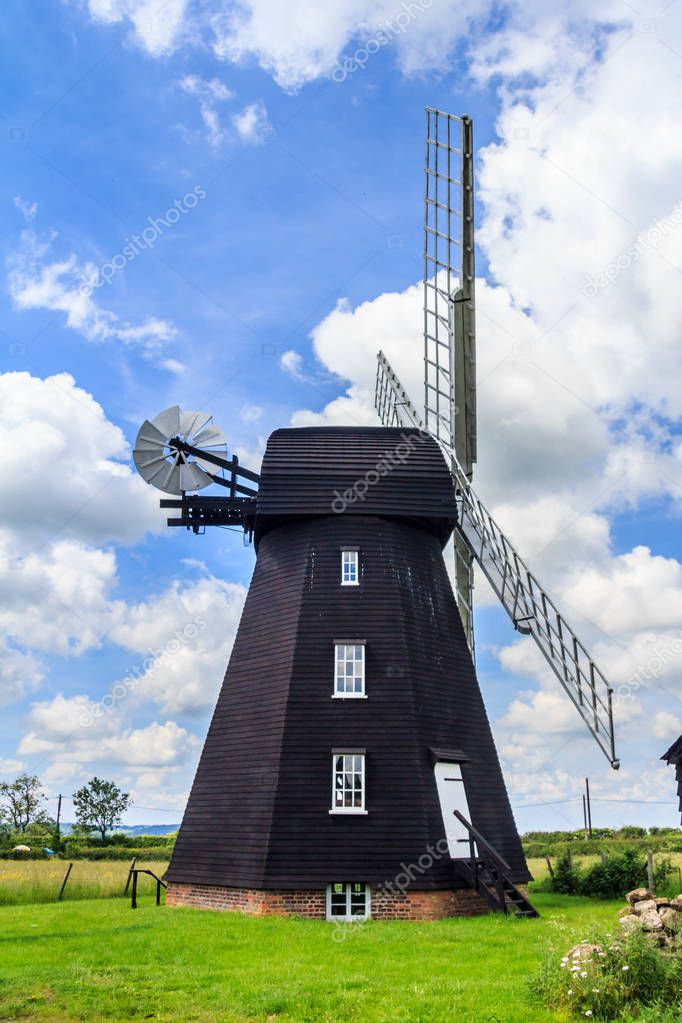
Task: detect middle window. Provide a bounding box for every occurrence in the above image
[333,642,366,698]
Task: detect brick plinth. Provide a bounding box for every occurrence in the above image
[166,882,492,919]
[166,883,326,917]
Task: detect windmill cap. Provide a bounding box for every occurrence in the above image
[254,426,457,545]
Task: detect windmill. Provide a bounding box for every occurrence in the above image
[132,108,618,923]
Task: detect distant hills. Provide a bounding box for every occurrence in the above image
[60,823,179,837]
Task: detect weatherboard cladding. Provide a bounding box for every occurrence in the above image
[167,441,530,889]
[254,427,457,545]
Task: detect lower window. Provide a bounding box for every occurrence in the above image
[326,882,371,921]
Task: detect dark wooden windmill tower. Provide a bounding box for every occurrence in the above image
[134,110,620,922]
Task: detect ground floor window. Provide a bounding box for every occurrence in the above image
[326,882,371,921]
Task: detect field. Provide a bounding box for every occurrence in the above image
[0,859,169,906]
[3,853,681,907]
[0,893,622,1023]
[527,852,682,883]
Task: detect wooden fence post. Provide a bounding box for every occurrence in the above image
[646,850,654,892]
[131,870,138,910]
[58,862,73,901]
[600,851,607,866]
[544,855,554,879]
[124,857,137,895]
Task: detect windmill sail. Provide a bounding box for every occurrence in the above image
[375,352,619,769]
[424,108,477,656]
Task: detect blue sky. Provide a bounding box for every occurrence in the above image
[2,0,682,835]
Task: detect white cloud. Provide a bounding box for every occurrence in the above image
[107,574,247,715]
[0,371,162,553]
[240,403,263,424]
[160,357,186,375]
[177,73,271,147]
[232,99,272,143]
[653,711,682,741]
[79,0,490,93]
[279,349,305,381]
[86,0,189,56]
[0,641,44,708]
[211,0,483,93]
[0,541,116,656]
[179,74,233,102]
[562,546,682,635]
[7,229,177,352]
[13,195,37,221]
[178,74,234,146]
[19,693,198,768]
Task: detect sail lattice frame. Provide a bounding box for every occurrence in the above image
[424,108,476,471]
[375,352,619,769]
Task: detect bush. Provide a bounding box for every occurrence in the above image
[550,852,582,895]
[579,849,650,900]
[64,846,172,861]
[532,931,682,1020]
[537,849,677,900]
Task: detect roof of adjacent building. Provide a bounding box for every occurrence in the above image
[662,735,682,764]
[255,427,457,546]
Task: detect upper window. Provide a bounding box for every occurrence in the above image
[334,642,365,697]
[331,752,366,813]
[341,550,359,586]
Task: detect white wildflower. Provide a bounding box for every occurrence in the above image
[622,965,629,972]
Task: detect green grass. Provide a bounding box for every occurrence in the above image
[0,860,170,905]
[0,893,622,1022]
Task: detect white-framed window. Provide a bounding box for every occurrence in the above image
[326,882,371,921]
[330,752,366,813]
[334,642,366,698]
[341,550,359,586]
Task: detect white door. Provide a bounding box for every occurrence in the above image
[434,761,471,858]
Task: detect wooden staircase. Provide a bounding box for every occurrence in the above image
[453,810,539,918]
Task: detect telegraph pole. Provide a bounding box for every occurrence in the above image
[585,778,593,838]
[56,794,62,838]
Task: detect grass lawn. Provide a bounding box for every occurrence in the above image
[0,893,621,1023]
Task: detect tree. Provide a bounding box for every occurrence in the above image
[72,777,132,842]
[0,774,48,831]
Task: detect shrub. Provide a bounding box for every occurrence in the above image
[64,846,172,861]
[549,852,582,895]
[538,849,677,900]
[579,849,648,900]
[532,931,682,1020]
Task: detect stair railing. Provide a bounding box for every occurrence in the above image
[453,809,512,913]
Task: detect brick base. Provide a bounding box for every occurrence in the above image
[165,882,493,919]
